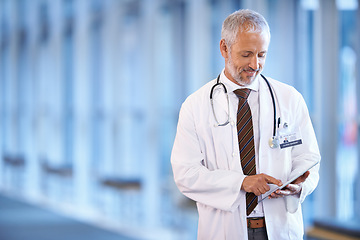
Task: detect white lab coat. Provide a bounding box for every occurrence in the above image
[171,74,320,240]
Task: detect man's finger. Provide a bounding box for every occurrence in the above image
[292,171,310,184]
[277,189,291,195]
[285,184,301,192]
[265,175,282,186]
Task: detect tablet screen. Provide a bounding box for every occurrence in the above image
[258,160,319,202]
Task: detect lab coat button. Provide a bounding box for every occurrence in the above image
[231,121,235,126]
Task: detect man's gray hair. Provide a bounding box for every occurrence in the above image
[221,9,270,47]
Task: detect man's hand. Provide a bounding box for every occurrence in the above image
[269,171,310,198]
[241,173,282,196]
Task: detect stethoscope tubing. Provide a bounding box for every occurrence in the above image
[210,73,277,139]
[261,74,277,137]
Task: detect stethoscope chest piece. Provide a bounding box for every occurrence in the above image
[268,136,279,149]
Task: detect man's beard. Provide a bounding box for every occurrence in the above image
[227,55,260,86]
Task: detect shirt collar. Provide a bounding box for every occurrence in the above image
[219,69,260,93]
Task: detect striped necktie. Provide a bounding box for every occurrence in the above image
[234,89,257,216]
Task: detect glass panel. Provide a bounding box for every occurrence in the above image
[336,10,358,221]
[90,3,103,167]
[62,0,74,165]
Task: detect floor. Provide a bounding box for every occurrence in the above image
[0,194,136,240]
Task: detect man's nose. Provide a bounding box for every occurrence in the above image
[249,56,259,70]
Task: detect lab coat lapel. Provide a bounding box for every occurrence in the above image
[209,85,238,171]
[211,86,230,123]
[258,77,275,161]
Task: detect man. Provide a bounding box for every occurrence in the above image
[171,9,320,240]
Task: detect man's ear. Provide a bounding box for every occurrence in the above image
[220,39,229,59]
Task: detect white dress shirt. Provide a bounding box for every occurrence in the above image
[219,70,264,218]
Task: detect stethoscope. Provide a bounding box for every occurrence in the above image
[210,74,280,149]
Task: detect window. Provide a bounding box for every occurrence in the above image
[89,0,104,167]
[336,8,358,221]
[62,0,74,166]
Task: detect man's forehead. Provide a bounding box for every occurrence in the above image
[232,32,270,49]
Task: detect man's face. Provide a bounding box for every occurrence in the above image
[220,31,270,86]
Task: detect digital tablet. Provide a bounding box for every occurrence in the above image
[258,160,319,202]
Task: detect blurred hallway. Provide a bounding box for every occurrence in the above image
[0,0,359,239]
[0,194,135,240]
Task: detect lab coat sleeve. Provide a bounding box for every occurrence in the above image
[171,98,245,212]
[285,93,320,213]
